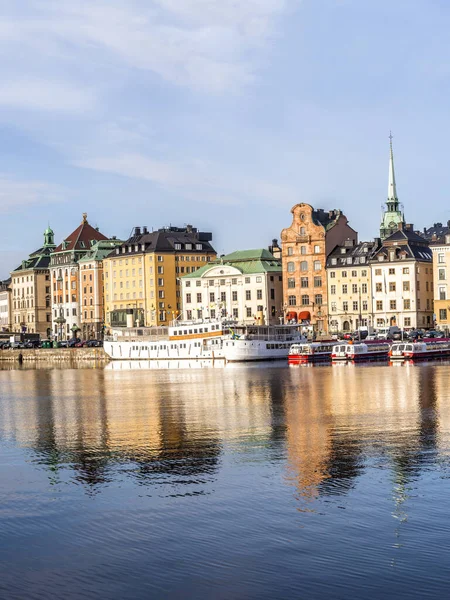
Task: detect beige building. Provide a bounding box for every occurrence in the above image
[280,204,357,333]
[0,279,12,332]
[103,225,216,328]
[430,234,450,331]
[326,240,380,333]
[370,225,433,330]
[11,227,55,337]
[180,249,283,325]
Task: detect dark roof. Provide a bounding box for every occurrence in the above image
[12,246,54,272]
[54,215,108,253]
[108,226,215,257]
[326,240,380,268]
[371,228,432,263]
[0,278,11,290]
[419,221,450,242]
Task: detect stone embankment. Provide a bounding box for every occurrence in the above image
[0,348,108,363]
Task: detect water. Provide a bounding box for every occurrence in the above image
[1,361,450,599]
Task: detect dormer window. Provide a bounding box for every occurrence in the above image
[186,243,192,250]
[80,241,86,248]
[135,245,139,252]
[175,243,182,250]
[196,244,202,250]
[340,248,346,254]
[122,247,126,254]
[141,244,145,251]
[115,248,119,255]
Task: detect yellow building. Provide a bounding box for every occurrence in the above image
[103,225,216,328]
[431,233,450,331]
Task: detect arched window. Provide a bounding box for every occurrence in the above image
[300,261,308,272]
[299,226,306,235]
[287,262,295,273]
[90,298,93,305]
[288,295,296,306]
[301,294,309,306]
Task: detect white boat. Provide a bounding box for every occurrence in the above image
[288,341,336,363]
[390,339,450,361]
[103,319,305,363]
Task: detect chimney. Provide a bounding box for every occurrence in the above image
[423,227,427,234]
[111,236,116,240]
[405,223,413,231]
[186,224,193,233]
[142,226,148,234]
[134,226,141,236]
[445,234,450,245]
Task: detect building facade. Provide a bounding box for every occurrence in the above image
[280,204,357,333]
[326,240,380,333]
[10,227,55,337]
[49,214,109,340]
[103,225,216,328]
[180,249,283,325]
[78,239,122,340]
[370,225,433,330]
[430,234,450,332]
[0,279,12,332]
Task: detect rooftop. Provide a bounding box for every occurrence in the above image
[182,248,281,278]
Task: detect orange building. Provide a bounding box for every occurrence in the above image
[280,204,357,333]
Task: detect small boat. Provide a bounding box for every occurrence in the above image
[389,342,409,360]
[331,343,349,361]
[288,341,335,364]
[402,339,450,361]
[345,341,390,362]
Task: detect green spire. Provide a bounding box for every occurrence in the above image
[44,225,55,247]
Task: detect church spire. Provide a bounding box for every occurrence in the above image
[388,131,397,202]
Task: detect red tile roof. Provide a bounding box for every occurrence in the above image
[54,214,108,253]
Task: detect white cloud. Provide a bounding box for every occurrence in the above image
[0,78,96,112]
[73,152,298,206]
[0,175,65,210]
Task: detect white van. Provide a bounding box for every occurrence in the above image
[377,326,401,340]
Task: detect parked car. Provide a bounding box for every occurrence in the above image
[75,340,88,348]
[425,330,445,338]
[67,339,78,348]
[366,334,379,341]
[87,339,103,347]
[59,341,69,348]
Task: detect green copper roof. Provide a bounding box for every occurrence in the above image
[78,239,123,262]
[182,248,281,278]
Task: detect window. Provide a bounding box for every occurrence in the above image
[362,270,367,277]
[440,308,448,321]
[376,283,382,292]
[362,300,368,311]
[157,255,163,262]
[287,278,295,289]
[301,277,308,288]
[351,270,357,277]
[439,253,445,264]
[288,295,296,306]
[439,286,446,300]
[185,281,191,288]
[210,292,215,302]
[330,285,336,294]
[257,290,262,300]
[361,283,367,294]
[314,245,320,254]
[314,276,322,287]
[287,261,295,273]
[232,291,238,302]
[246,290,252,300]
[330,271,336,278]
[389,282,396,292]
[221,292,226,302]
[246,307,252,317]
[403,281,410,291]
[301,294,309,306]
[233,308,239,318]
[300,261,308,272]
[389,268,395,275]
[417,281,420,291]
[313,261,321,271]
[353,301,358,311]
[299,226,306,236]
[300,246,307,255]
[375,269,382,276]
[390,300,396,310]
[403,299,411,310]
[245,277,250,284]
[342,271,347,278]
[352,284,358,294]
[158,290,165,299]
[342,284,348,294]
[196,293,202,303]
[331,302,337,312]
[376,300,383,310]
[315,294,323,305]
[403,267,409,274]
[231,278,237,285]
[186,293,191,303]
[439,269,446,281]
[287,247,293,256]
[158,278,164,286]
[195,280,201,287]
[256,276,262,283]
[343,301,348,311]
[404,317,411,327]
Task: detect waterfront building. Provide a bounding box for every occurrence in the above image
[0,279,12,332]
[326,239,380,333]
[280,204,357,333]
[10,227,56,337]
[78,239,122,340]
[380,135,405,240]
[103,225,216,328]
[180,248,283,325]
[49,214,109,340]
[430,233,450,332]
[370,224,433,330]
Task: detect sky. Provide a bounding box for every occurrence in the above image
[1,0,450,278]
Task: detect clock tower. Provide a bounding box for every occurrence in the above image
[380,133,405,240]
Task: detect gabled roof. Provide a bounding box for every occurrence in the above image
[12,246,54,272]
[54,214,108,253]
[383,228,426,244]
[370,227,432,263]
[182,248,281,278]
[326,240,380,268]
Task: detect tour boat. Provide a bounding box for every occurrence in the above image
[401,339,450,361]
[288,341,336,364]
[103,319,305,363]
[345,341,391,362]
[389,342,409,360]
[331,343,350,361]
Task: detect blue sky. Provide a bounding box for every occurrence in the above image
[1,0,450,278]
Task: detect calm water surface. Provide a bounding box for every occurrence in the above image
[1,361,450,599]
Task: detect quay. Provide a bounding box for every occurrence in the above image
[0,348,108,364]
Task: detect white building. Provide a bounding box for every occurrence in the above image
[0,279,12,332]
[180,249,283,325]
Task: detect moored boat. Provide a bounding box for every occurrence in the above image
[402,339,450,361]
[288,341,335,364]
[345,341,390,362]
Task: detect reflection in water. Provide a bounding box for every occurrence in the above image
[2,363,450,598]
